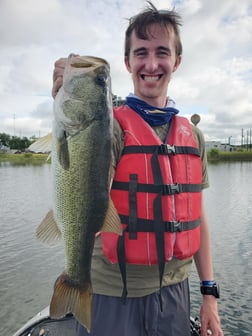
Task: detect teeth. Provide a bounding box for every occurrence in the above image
[143,75,160,82]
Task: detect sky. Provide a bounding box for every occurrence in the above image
[1,0,252,145]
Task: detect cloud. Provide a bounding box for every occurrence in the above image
[168,0,252,142]
[0,0,251,144]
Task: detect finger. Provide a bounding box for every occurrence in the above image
[53,58,67,82]
[207,324,223,336]
[52,76,63,98]
[209,327,223,336]
[53,67,64,82]
[54,57,67,69]
[200,321,208,336]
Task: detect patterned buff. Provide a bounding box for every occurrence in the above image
[126,96,179,126]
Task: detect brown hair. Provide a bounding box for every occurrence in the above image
[124,1,183,59]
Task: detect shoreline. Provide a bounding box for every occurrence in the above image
[0,153,50,165]
[1,151,252,165]
[207,150,252,162]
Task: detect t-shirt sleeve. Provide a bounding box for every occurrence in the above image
[191,124,209,189]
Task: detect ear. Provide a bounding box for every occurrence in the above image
[173,55,182,72]
[124,56,132,73]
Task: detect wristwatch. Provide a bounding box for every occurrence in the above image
[200,281,220,299]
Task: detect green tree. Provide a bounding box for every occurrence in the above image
[0,133,11,147]
[0,133,33,151]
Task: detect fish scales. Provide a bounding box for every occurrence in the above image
[53,106,112,283]
[36,55,122,332]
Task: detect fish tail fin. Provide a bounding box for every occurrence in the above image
[50,273,92,332]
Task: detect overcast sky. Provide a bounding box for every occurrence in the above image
[1,0,252,144]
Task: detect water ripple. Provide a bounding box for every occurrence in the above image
[1,162,252,335]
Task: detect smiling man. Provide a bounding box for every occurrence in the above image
[52,2,223,336]
[124,22,181,108]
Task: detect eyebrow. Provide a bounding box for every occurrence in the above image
[133,46,171,54]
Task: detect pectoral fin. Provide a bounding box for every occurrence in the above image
[100,197,122,235]
[57,133,70,170]
[36,209,62,244]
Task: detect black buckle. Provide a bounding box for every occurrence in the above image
[171,183,181,194]
[173,221,183,232]
[160,144,176,155]
[166,221,183,232]
[163,183,181,195]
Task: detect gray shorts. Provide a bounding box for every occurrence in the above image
[75,279,190,336]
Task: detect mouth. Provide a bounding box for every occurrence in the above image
[141,74,163,82]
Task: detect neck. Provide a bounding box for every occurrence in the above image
[135,96,167,108]
[126,95,179,127]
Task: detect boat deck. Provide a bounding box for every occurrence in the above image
[17,314,76,336]
[15,311,204,336]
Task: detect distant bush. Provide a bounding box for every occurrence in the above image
[208,148,219,159]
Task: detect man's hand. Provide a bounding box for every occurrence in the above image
[52,57,67,98]
[200,296,223,336]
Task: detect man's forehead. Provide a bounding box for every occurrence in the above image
[130,24,176,49]
[132,23,175,42]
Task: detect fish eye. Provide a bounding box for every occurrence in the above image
[96,75,106,86]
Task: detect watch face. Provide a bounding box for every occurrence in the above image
[200,283,220,298]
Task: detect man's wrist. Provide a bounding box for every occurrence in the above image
[200,281,220,299]
[200,280,215,286]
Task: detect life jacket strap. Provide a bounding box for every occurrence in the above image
[122,144,200,157]
[119,215,201,233]
[128,174,138,240]
[112,181,202,194]
[117,228,128,303]
[150,147,164,311]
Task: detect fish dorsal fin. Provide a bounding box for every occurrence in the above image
[36,209,62,244]
[100,197,122,235]
[28,133,52,153]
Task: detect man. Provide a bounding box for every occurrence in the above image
[52,2,223,336]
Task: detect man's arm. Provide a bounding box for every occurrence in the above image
[194,205,223,336]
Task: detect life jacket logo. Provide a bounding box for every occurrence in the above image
[180,124,191,136]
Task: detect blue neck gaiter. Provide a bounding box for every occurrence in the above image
[126,96,179,126]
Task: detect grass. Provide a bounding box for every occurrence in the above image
[1,150,252,165]
[207,149,252,162]
[0,153,50,165]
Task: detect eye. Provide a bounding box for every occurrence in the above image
[136,51,147,58]
[158,51,169,56]
[157,48,171,57]
[96,75,106,86]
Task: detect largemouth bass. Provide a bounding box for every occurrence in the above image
[36,55,121,332]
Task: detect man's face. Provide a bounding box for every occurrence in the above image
[125,24,181,107]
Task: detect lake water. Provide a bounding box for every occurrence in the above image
[0,162,251,335]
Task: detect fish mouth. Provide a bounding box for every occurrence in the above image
[141,74,163,82]
[70,55,109,69]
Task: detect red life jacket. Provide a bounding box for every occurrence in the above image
[102,106,202,295]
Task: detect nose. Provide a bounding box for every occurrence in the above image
[145,54,158,73]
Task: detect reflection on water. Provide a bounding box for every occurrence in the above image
[0,162,252,335]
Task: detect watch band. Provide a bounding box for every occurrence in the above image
[200,282,220,299]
